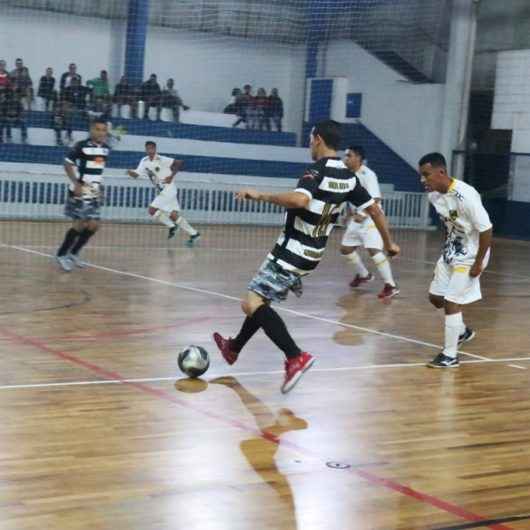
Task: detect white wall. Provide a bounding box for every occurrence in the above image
[0,7,305,134]
[323,40,446,168]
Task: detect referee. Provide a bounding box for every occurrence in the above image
[56,118,110,271]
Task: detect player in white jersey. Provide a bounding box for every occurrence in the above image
[127,141,201,246]
[340,146,399,299]
[419,153,492,368]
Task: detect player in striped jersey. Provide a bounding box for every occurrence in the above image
[214,120,400,393]
[56,118,110,271]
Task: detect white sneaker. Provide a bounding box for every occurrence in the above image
[56,255,73,272]
[68,254,87,268]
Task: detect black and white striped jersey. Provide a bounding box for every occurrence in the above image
[65,138,111,199]
[268,157,374,275]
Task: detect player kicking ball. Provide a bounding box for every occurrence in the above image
[127,141,201,246]
[213,120,400,393]
[56,118,110,271]
[340,146,399,299]
[419,153,492,368]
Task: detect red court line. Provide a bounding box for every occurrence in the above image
[0,326,514,530]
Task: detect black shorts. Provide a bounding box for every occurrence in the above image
[64,194,101,220]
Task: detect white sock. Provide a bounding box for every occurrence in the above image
[153,210,175,228]
[177,216,198,236]
[372,252,396,286]
[345,251,369,277]
[443,313,463,358]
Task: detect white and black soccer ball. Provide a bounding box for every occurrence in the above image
[178,345,210,378]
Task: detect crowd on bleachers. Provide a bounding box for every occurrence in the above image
[0,57,286,146]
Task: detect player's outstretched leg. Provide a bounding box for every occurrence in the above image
[150,207,177,239]
[367,248,399,299]
[341,245,373,287]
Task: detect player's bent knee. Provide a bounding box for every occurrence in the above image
[169,211,179,222]
[367,248,379,257]
[429,294,444,309]
[148,207,157,216]
[340,246,354,256]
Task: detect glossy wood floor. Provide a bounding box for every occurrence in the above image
[1,221,530,530]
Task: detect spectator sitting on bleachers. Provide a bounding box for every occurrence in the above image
[63,77,89,115]
[87,70,110,103]
[37,67,56,111]
[269,88,284,132]
[141,74,161,120]
[10,58,33,110]
[161,78,189,123]
[52,97,73,146]
[224,88,241,114]
[114,75,138,118]
[60,63,82,94]
[0,88,28,144]
[255,88,270,131]
[0,60,11,91]
[232,84,253,129]
[87,95,112,123]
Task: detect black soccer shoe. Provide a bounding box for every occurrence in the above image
[427,352,460,369]
[458,327,476,345]
[186,232,201,247]
[168,226,178,239]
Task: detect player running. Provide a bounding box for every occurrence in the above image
[419,153,493,368]
[127,141,201,246]
[340,146,399,299]
[56,118,110,271]
[213,120,400,393]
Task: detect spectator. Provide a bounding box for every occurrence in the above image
[114,75,138,118]
[269,88,284,132]
[0,89,28,144]
[224,88,241,114]
[60,63,82,93]
[63,77,89,114]
[37,67,56,111]
[87,70,110,103]
[10,58,33,110]
[87,95,112,123]
[52,97,73,146]
[141,74,162,120]
[0,60,11,91]
[232,84,253,129]
[255,88,270,131]
[160,78,189,123]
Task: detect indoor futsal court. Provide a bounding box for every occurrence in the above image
[1,222,530,529]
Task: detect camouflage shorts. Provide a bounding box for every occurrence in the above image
[64,195,101,220]
[248,259,303,303]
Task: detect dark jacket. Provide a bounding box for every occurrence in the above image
[38,76,56,99]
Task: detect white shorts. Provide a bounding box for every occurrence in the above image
[341,219,383,250]
[150,187,180,213]
[429,256,489,305]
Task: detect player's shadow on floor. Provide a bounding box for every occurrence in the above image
[209,376,307,530]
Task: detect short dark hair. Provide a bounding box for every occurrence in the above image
[91,118,108,127]
[347,145,365,160]
[145,141,157,148]
[419,152,447,168]
[312,120,342,150]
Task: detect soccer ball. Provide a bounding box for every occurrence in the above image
[178,345,210,378]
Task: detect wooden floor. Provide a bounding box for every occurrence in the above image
[1,221,530,530]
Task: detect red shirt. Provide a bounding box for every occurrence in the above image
[0,72,10,89]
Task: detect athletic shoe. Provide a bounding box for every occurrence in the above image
[186,232,201,247]
[68,253,87,268]
[168,226,178,239]
[56,255,73,272]
[378,283,400,299]
[458,327,476,345]
[427,352,459,368]
[213,332,239,365]
[281,352,315,394]
[350,273,374,288]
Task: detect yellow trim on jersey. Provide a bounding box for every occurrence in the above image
[453,266,469,273]
[448,178,457,192]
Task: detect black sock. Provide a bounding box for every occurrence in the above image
[57,228,80,256]
[70,229,95,255]
[232,316,261,353]
[252,305,301,359]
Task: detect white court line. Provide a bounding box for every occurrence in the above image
[2,356,530,391]
[0,243,523,370]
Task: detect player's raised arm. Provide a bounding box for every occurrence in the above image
[235,188,310,209]
[164,158,183,184]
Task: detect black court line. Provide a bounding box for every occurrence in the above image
[0,289,91,316]
[435,514,530,529]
